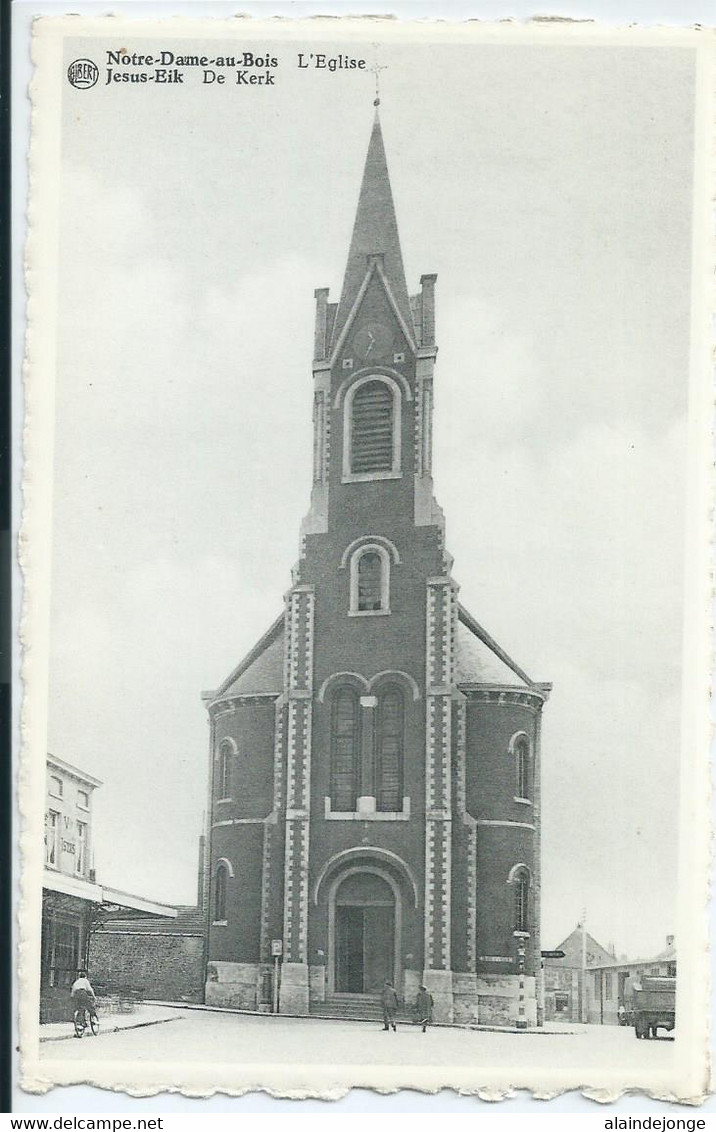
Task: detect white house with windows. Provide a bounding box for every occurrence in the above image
[41,754,176,1022]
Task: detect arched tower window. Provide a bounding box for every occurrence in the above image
[375,685,404,812]
[216,739,233,800]
[511,866,531,934]
[349,543,391,615]
[342,375,402,481]
[214,861,230,923]
[331,687,361,812]
[515,737,531,801]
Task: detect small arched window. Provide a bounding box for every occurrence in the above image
[376,685,404,812]
[349,544,390,615]
[214,862,229,922]
[331,688,361,812]
[515,737,530,800]
[513,867,530,934]
[216,740,233,800]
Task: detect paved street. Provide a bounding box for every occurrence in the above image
[37,1008,678,1094]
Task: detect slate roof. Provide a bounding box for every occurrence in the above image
[207,603,540,703]
[330,111,413,350]
[455,605,534,688]
[95,905,205,936]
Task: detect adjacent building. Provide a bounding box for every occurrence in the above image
[585,936,677,1026]
[41,754,177,1022]
[543,925,616,1023]
[202,109,551,1027]
[543,925,677,1026]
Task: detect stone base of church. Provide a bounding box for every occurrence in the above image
[309,964,327,1003]
[279,961,310,1015]
[205,961,261,1011]
[475,974,538,1027]
[452,972,480,1025]
[422,968,454,1024]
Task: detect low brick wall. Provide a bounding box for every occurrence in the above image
[91,931,205,1004]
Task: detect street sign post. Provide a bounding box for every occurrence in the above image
[271,939,283,1013]
[541,950,566,959]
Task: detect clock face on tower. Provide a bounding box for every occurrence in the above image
[353,321,393,362]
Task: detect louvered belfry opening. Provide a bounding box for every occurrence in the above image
[351,380,394,474]
[331,688,361,812]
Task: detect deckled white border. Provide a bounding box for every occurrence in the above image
[18,13,714,1102]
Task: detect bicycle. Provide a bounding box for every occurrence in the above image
[73,1004,99,1038]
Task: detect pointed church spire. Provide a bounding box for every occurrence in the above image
[331,108,413,348]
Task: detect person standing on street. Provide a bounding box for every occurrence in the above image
[381,980,399,1031]
[416,985,433,1033]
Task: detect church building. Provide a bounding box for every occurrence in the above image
[202,108,551,1026]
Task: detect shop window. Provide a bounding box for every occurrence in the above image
[604,971,613,999]
[330,687,360,812]
[49,919,80,987]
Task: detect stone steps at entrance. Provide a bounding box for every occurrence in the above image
[310,994,412,1023]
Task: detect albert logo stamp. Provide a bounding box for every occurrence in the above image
[67,58,99,89]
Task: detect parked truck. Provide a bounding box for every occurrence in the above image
[631,975,676,1039]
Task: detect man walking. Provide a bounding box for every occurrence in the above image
[416,984,433,1033]
[381,979,399,1031]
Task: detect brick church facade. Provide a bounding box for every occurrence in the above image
[202,110,551,1026]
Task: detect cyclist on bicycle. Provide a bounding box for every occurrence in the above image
[71,970,96,1031]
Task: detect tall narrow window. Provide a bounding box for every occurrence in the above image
[349,543,391,614]
[515,738,530,800]
[351,380,393,474]
[45,810,60,867]
[214,864,228,922]
[358,552,383,611]
[514,868,530,933]
[331,688,360,812]
[217,740,232,799]
[376,686,404,812]
[75,821,87,876]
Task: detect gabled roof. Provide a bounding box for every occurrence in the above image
[547,926,616,968]
[207,614,284,703]
[455,604,535,690]
[330,111,413,350]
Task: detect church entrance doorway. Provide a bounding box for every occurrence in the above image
[330,870,399,995]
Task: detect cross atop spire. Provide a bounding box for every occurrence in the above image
[330,109,413,349]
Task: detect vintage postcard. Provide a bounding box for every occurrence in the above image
[19,15,712,1102]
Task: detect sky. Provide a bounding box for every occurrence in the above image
[47,28,695,959]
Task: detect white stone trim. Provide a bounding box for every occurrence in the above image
[339,534,401,568]
[478,820,536,831]
[323,795,411,821]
